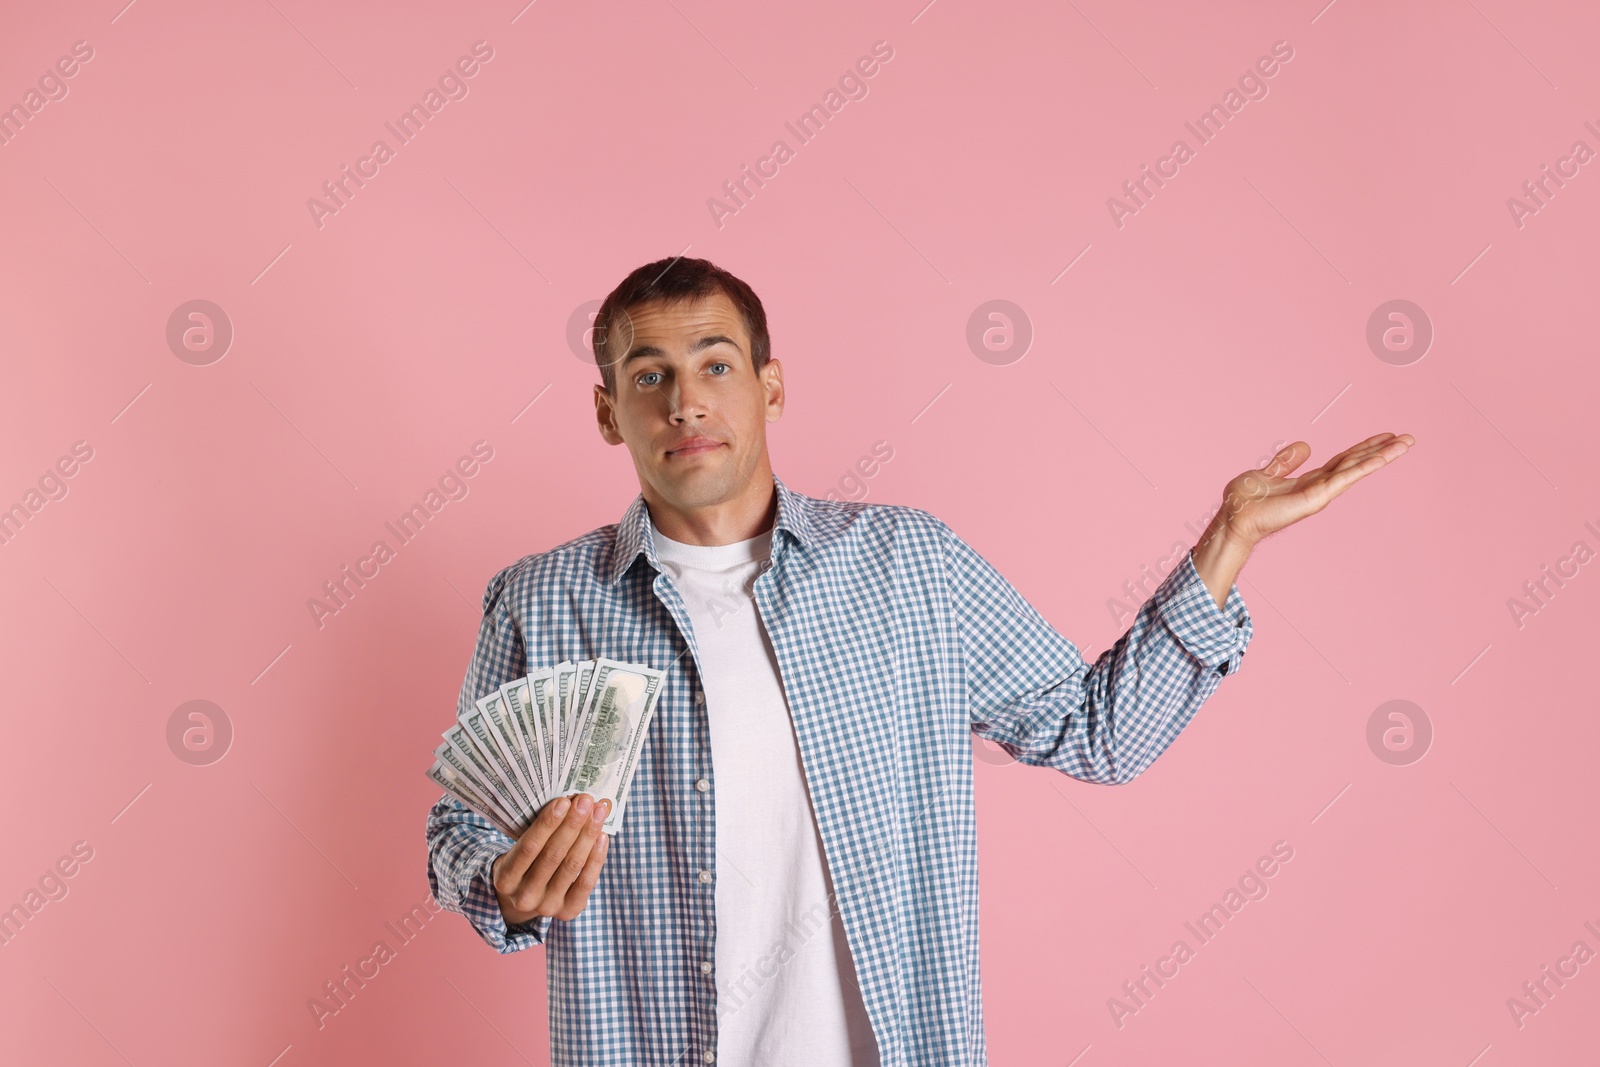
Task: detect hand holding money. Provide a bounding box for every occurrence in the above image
[426,656,665,838]
[492,792,612,925]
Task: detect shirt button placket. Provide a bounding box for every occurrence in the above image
[690,681,715,1057]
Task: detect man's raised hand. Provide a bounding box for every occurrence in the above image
[492,792,611,926]
[1218,433,1416,547]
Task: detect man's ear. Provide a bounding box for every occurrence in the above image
[594,383,625,445]
[762,358,784,422]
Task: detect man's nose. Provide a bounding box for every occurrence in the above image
[667,377,711,420]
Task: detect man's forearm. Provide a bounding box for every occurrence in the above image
[1190,512,1255,611]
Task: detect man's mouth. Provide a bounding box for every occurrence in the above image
[666,437,722,457]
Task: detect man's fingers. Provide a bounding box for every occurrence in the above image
[1261,440,1310,477]
[1292,436,1374,480]
[1330,437,1396,470]
[557,833,611,920]
[1322,435,1410,481]
[1322,448,1403,498]
[526,794,609,897]
[1283,434,1405,485]
[1318,433,1400,473]
[546,804,608,901]
[1335,432,1398,459]
[493,795,573,893]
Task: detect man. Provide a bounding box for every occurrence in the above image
[425,256,1414,1066]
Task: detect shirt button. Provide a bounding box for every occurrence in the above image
[698,868,713,884]
[694,691,706,706]
[700,960,713,975]
[703,1051,716,1063]
[695,778,710,792]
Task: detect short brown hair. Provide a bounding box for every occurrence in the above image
[591,256,771,394]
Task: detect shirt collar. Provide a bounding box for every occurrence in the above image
[608,473,816,585]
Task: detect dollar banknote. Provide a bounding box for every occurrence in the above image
[559,658,666,835]
[496,675,547,800]
[427,755,518,839]
[462,698,538,816]
[429,657,665,838]
[438,726,531,824]
[527,668,563,794]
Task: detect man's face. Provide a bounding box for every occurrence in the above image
[594,291,783,512]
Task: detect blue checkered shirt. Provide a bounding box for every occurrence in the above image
[425,474,1252,1066]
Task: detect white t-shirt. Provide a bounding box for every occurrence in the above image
[653,525,880,1067]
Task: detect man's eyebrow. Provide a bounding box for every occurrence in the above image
[621,334,743,366]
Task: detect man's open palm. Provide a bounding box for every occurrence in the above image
[1224,433,1415,546]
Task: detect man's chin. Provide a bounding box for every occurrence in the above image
[651,464,738,507]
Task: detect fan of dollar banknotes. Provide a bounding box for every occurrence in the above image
[428,657,666,838]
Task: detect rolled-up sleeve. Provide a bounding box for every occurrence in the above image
[936,518,1252,784]
[1154,547,1253,677]
[426,795,552,951]
[423,562,553,952]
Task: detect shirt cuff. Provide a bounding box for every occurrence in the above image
[1152,549,1253,676]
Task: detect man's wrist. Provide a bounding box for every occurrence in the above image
[1191,517,1254,610]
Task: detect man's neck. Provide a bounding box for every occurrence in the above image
[644,474,778,547]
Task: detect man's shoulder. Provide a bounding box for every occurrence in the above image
[793,490,951,550]
[476,524,618,613]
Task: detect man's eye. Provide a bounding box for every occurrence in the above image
[638,371,662,386]
[709,362,729,374]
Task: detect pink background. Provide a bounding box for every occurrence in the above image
[2,0,1596,1063]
